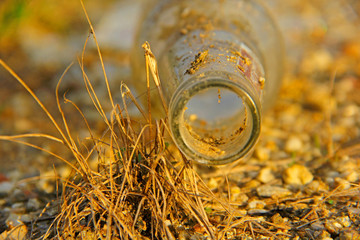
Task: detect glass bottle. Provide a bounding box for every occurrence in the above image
[131,0,283,165]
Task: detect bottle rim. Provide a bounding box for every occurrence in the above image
[168,71,261,165]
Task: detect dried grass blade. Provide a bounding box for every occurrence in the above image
[142,42,168,114]
[0,59,72,149]
[79,0,115,110]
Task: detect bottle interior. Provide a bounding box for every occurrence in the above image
[180,86,254,160]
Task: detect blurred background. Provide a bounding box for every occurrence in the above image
[0,0,359,179]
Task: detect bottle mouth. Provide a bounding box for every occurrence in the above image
[169,74,261,165]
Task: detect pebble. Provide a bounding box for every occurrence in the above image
[346,207,360,215]
[254,147,270,161]
[38,180,55,194]
[283,164,313,185]
[11,202,25,213]
[334,178,351,190]
[229,186,248,203]
[324,219,343,235]
[325,171,340,185]
[285,136,303,153]
[256,185,292,198]
[248,209,270,215]
[257,168,275,183]
[337,216,351,228]
[235,194,249,205]
[207,178,219,190]
[343,171,359,182]
[6,213,23,227]
[26,198,42,211]
[316,229,332,239]
[305,180,329,194]
[271,213,284,224]
[244,179,261,189]
[311,222,325,231]
[0,182,14,195]
[248,200,266,209]
[339,229,360,240]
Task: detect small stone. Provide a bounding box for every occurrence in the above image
[26,198,42,211]
[11,203,26,214]
[283,164,313,185]
[244,179,261,189]
[248,200,266,209]
[0,182,14,195]
[256,185,291,198]
[235,194,249,205]
[38,179,55,194]
[343,104,358,117]
[285,136,303,153]
[311,222,325,231]
[257,168,275,183]
[6,213,23,227]
[207,178,219,190]
[248,209,270,215]
[344,171,358,182]
[271,213,284,224]
[229,186,246,202]
[339,229,360,240]
[334,178,351,190]
[346,207,360,215]
[305,180,329,194]
[337,216,351,228]
[324,219,343,235]
[317,229,332,239]
[254,147,270,161]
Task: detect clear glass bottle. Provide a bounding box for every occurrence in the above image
[131,0,283,165]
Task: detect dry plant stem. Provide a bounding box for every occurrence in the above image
[0,133,80,175]
[142,42,168,115]
[79,37,108,125]
[79,0,115,111]
[56,63,93,176]
[0,59,84,175]
[120,83,148,121]
[144,42,153,140]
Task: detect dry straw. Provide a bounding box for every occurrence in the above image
[2,1,359,239]
[0,1,250,239]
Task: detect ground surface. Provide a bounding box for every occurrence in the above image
[0,0,359,239]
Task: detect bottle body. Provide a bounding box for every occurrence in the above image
[131,0,283,164]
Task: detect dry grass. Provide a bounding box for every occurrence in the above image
[1,1,360,240]
[0,2,249,239]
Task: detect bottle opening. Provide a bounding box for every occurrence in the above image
[175,84,259,164]
[182,87,248,156]
[169,76,261,165]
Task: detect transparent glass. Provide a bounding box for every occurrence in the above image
[131,0,283,165]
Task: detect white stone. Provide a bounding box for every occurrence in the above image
[285,136,303,153]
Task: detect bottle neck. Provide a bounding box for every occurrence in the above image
[159,30,265,104]
[163,30,264,164]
